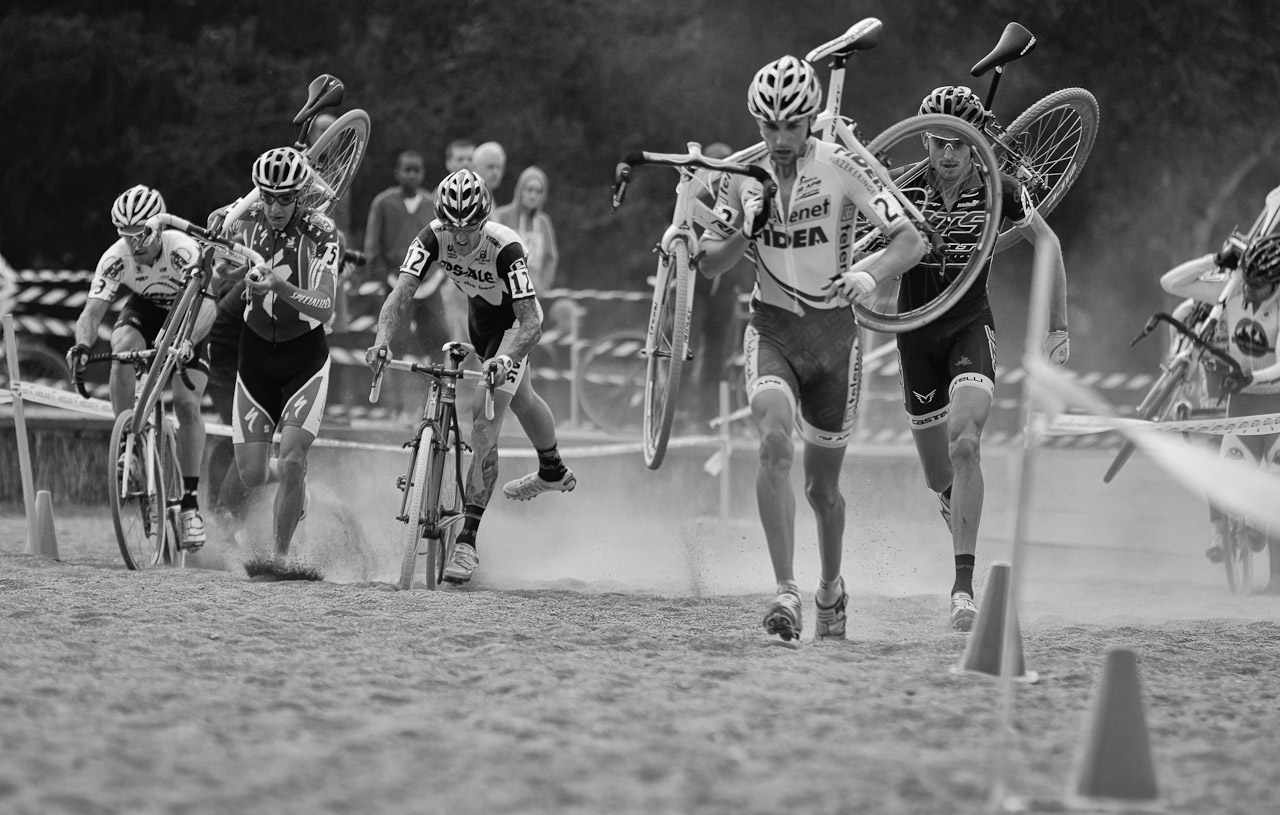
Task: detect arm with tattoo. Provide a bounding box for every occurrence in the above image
[374,273,421,351]
[503,297,544,362]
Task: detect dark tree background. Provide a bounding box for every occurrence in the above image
[3,0,1279,371]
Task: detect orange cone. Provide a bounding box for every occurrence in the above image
[1066,648,1161,811]
[29,489,61,560]
[953,562,1037,682]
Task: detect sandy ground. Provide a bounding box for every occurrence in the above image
[2,443,1279,815]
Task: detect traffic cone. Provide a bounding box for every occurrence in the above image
[1065,648,1161,811]
[953,562,1037,682]
[29,489,61,560]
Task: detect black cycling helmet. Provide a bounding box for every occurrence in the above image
[1241,234,1280,288]
[918,85,989,128]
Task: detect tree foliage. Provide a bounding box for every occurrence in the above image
[3,0,1279,369]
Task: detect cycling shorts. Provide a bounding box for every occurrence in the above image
[896,307,997,429]
[471,300,544,397]
[232,326,330,443]
[112,293,209,375]
[743,298,861,447]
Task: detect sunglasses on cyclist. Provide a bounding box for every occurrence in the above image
[443,220,485,235]
[117,226,151,247]
[261,191,300,207]
[925,133,970,151]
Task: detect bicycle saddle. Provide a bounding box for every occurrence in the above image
[292,74,345,126]
[970,22,1035,76]
[805,18,882,65]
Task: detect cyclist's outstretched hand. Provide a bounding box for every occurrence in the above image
[823,270,877,306]
[1043,330,1070,365]
[65,343,90,376]
[365,342,390,370]
[484,354,514,386]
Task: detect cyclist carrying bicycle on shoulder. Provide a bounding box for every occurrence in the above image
[365,169,576,585]
[699,55,928,642]
[66,185,216,550]
[888,86,1070,632]
[214,147,342,561]
[1162,229,1280,591]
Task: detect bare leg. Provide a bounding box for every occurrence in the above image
[170,369,207,478]
[508,372,559,449]
[752,389,797,585]
[944,387,992,558]
[804,442,847,584]
[272,425,315,557]
[466,390,512,508]
[108,326,146,415]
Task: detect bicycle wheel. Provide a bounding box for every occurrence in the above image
[1102,359,1189,484]
[430,436,464,589]
[992,88,1099,254]
[159,418,185,566]
[859,114,1002,333]
[1223,517,1254,596]
[576,329,648,436]
[397,428,435,591]
[0,341,71,388]
[302,109,370,214]
[642,238,693,469]
[109,410,167,570]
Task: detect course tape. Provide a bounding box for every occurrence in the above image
[1046,411,1280,437]
[2,379,724,459]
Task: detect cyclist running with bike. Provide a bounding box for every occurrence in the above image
[886,87,1069,631]
[66,185,215,550]
[699,56,928,642]
[215,147,342,563]
[1161,230,1280,592]
[366,169,576,585]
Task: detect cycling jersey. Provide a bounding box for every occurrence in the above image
[1219,285,1280,395]
[705,138,916,315]
[399,220,536,340]
[224,204,341,343]
[89,230,202,307]
[894,171,1032,320]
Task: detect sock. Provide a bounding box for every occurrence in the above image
[776,579,799,597]
[952,554,975,597]
[181,476,200,510]
[536,445,567,481]
[456,503,485,550]
[816,576,843,605]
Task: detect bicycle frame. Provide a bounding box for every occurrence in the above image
[370,342,495,589]
[78,349,185,568]
[219,74,368,235]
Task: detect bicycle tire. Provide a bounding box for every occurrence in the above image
[992,88,1099,254]
[576,329,648,436]
[0,342,71,388]
[131,280,200,435]
[860,114,1002,333]
[1102,359,1188,484]
[160,418,185,566]
[397,427,435,591]
[109,410,167,570]
[1223,517,1253,596]
[302,109,370,214]
[431,436,464,589]
[642,238,693,469]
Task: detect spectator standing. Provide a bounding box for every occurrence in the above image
[364,149,451,420]
[493,165,559,291]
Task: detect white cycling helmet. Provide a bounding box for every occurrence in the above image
[919,86,989,127]
[252,146,310,195]
[111,184,166,228]
[435,169,493,228]
[747,56,822,122]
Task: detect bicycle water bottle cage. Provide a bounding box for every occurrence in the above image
[970,22,1035,76]
[292,74,345,126]
[805,18,882,65]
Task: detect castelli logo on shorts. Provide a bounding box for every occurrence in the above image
[913,389,937,404]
